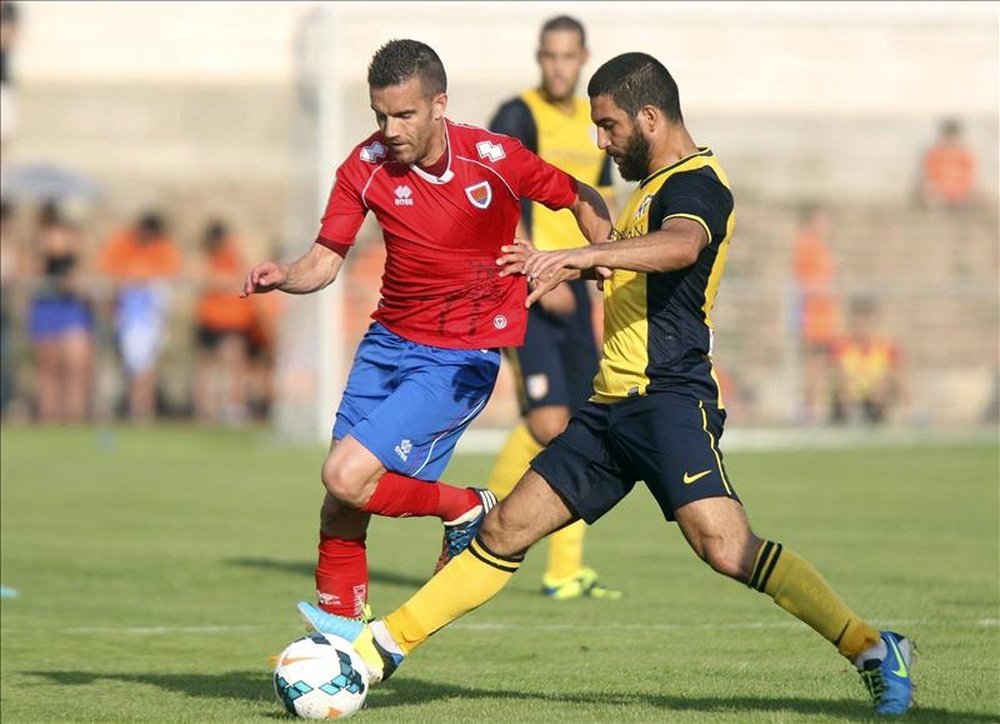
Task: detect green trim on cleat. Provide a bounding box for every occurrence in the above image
[858,631,915,716]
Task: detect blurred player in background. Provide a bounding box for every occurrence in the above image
[486,15,619,600]
[307,52,916,718]
[244,40,611,622]
[831,296,906,425]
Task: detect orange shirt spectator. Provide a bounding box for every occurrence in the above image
[99,221,181,281]
[920,119,976,208]
[197,232,254,333]
[97,212,181,421]
[792,207,839,347]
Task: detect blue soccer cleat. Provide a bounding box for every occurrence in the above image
[858,631,915,716]
[297,601,404,684]
[434,488,497,574]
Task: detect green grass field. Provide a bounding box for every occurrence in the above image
[1,425,997,722]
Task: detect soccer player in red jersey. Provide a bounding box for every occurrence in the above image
[243,40,611,621]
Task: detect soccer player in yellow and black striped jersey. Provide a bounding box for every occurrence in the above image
[300,52,915,717]
[485,15,619,601]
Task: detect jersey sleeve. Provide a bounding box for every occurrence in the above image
[316,154,369,250]
[498,136,578,211]
[653,169,734,243]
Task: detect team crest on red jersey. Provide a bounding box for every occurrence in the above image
[359,141,387,163]
[465,181,492,209]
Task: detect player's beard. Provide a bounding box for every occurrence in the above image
[615,127,653,182]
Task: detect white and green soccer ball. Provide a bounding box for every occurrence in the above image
[273,632,369,719]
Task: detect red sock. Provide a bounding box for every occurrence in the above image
[361,472,479,521]
[315,532,368,618]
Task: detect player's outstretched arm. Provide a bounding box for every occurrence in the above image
[241,242,345,297]
[571,181,613,246]
[525,216,709,282]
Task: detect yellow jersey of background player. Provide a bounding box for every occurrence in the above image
[484,15,620,601]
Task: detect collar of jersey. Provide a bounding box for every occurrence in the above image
[409,121,455,184]
[639,146,713,188]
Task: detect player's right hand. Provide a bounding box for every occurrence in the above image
[241,262,287,297]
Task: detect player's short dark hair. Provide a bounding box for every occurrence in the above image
[367,39,447,97]
[539,15,586,47]
[587,52,683,123]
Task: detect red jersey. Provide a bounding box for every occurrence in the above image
[317,120,579,348]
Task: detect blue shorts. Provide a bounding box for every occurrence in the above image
[333,323,501,480]
[28,294,93,340]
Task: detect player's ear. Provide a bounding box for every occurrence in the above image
[431,92,448,121]
[640,105,658,133]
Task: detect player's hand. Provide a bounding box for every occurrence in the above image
[241,262,287,297]
[522,246,596,283]
[496,237,536,277]
[526,267,580,308]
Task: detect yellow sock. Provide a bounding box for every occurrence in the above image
[384,538,522,655]
[545,520,586,581]
[750,541,881,660]
[486,423,542,500]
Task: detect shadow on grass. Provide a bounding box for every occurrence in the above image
[227,557,427,589]
[25,671,997,722]
[26,670,273,703]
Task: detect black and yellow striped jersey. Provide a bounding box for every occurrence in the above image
[592,147,735,407]
[489,89,613,251]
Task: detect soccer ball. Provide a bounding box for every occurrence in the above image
[273,632,369,719]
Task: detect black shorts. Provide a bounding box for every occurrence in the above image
[531,392,740,523]
[509,278,598,414]
[197,326,248,351]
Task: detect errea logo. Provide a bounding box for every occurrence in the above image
[395,439,412,461]
[476,140,506,163]
[394,185,414,206]
[360,141,387,163]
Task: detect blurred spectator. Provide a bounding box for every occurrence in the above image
[193,220,253,425]
[919,118,977,209]
[0,198,18,414]
[831,297,906,425]
[0,0,18,147]
[246,245,285,420]
[98,211,181,422]
[792,203,840,423]
[26,201,94,422]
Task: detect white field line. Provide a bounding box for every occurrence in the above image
[11,618,996,636]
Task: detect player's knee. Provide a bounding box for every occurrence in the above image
[321,459,366,508]
[526,412,569,446]
[700,538,747,581]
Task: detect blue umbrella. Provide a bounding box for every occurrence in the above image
[1,162,102,202]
